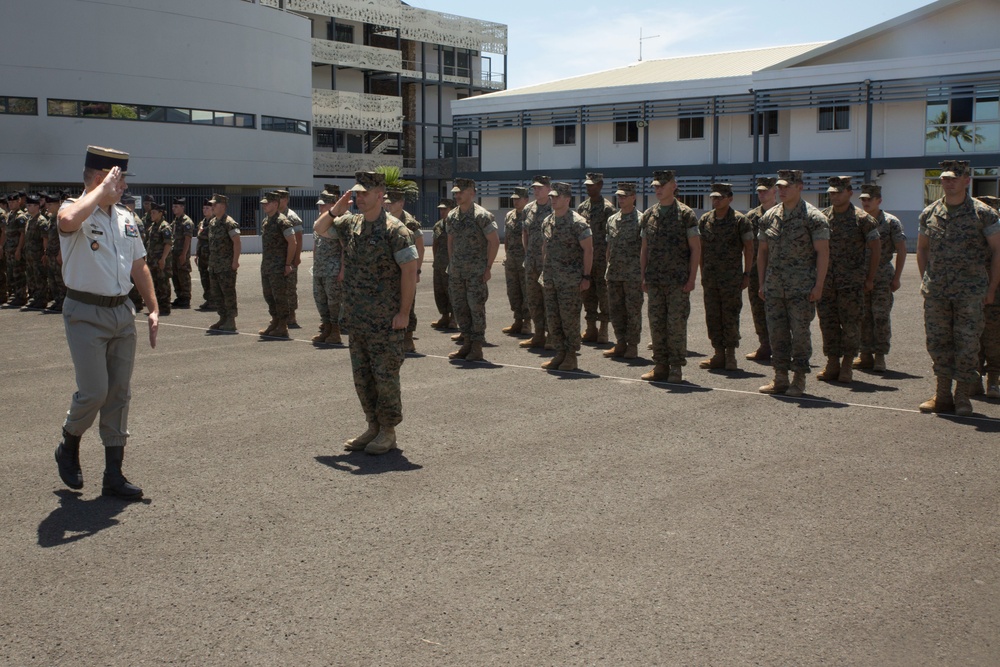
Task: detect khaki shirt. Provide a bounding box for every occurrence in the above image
[59,201,146,297]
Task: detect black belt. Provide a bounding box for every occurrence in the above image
[66,288,129,308]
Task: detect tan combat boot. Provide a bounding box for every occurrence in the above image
[465,341,484,362]
[623,344,638,359]
[785,371,807,397]
[558,352,578,371]
[872,353,887,372]
[502,319,523,335]
[209,317,225,331]
[325,324,342,345]
[817,356,841,381]
[597,321,609,344]
[641,364,669,381]
[430,314,449,329]
[987,372,1000,399]
[838,356,854,383]
[520,333,545,349]
[953,382,974,417]
[312,323,332,343]
[699,348,725,369]
[258,319,277,336]
[451,332,465,342]
[449,341,472,359]
[541,351,566,370]
[365,425,397,455]
[667,366,683,383]
[724,347,738,371]
[759,370,790,394]
[269,319,289,338]
[581,321,598,343]
[603,343,626,358]
[520,320,532,336]
[218,316,237,333]
[746,342,771,361]
[345,423,379,451]
[918,376,954,414]
[853,353,875,369]
[404,330,416,353]
[971,375,985,396]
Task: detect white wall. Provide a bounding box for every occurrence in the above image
[0,0,313,186]
[527,127,579,171]
[584,123,643,169]
[874,102,926,159]
[788,106,866,161]
[647,119,712,166]
[481,129,521,171]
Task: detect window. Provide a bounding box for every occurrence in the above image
[817,193,832,208]
[0,96,38,115]
[818,103,850,131]
[435,135,477,158]
[331,22,354,44]
[315,129,337,148]
[678,116,705,140]
[925,86,1000,155]
[677,194,703,209]
[262,116,310,135]
[615,120,639,144]
[554,124,576,146]
[48,99,254,128]
[750,110,778,136]
[498,196,514,209]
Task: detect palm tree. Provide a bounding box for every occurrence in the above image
[376,165,418,201]
[926,110,985,152]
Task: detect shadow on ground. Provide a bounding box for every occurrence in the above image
[38,490,150,548]
[315,450,423,475]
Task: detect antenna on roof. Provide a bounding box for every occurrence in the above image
[639,27,660,62]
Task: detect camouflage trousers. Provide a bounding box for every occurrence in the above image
[607,280,644,345]
[171,255,192,300]
[543,279,583,353]
[747,269,768,345]
[4,248,25,299]
[647,284,691,368]
[817,281,864,358]
[408,293,417,333]
[0,252,7,299]
[287,266,299,313]
[504,257,529,320]
[432,266,450,316]
[702,282,744,349]
[349,328,406,427]
[148,261,172,309]
[25,252,47,301]
[210,269,238,318]
[765,289,816,374]
[524,265,546,333]
[981,303,1000,373]
[860,280,894,355]
[923,295,985,384]
[262,270,290,320]
[449,274,488,343]
[196,246,211,301]
[313,274,343,325]
[47,255,65,303]
[582,256,610,325]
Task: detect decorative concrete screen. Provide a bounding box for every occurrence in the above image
[312,89,403,133]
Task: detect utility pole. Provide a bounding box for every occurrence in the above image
[639,27,660,62]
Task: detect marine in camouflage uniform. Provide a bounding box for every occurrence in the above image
[206,194,241,332]
[540,182,593,372]
[145,202,174,314]
[698,183,754,371]
[22,195,49,308]
[446,178,499,361]
[917,161,1000,416]
[385,189,425,353]
[169,198,194,308]
[4,194,27,306]
[121,195,146,313]
[44,193,67,311]
[976,196,1000,399]
[577,172,616,344]
[640,170,701,383]
[195,199,213,309]
[430,199,454,328]
[258,192,296,338]
[333,171,418,455]
[856,183,907,372]
[817,177,880,383]
[311,187,345,345]
[744,177,778,360]
[603,182,644,359]
[519,176,553,349]
[757,170,830,397]
[276,190,303,327]
[502,187,531,335]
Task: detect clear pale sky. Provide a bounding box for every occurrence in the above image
[419,0,938,89]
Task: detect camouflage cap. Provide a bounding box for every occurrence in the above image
[858,183,882,199]
[172,197,186,205]
[531,175,552,188]
[273,189,291,198]
[450,177,476,193]
[385,188,407,203]
[510,186,529,200]
[150,201,167,212]
[203,198,214,207]
[826,176,853,193]
[6,193,19,202]
[709,182,733,198]
[208,193,228,204]
[42,192,62,204]
[316,193,334,205]
[548,182,573,198]
[351,171,386,192]
[755,177,777,190]
[260,191,281,204]
[323,184,342,198]
[775,169,804,186]
[121,194,136,205]
[615,182,637,196]
[437,198,455,209]
[583,172,604,185]
[939,160,971,178]
[651,170,675,187]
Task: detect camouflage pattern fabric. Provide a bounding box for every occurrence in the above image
[860,211,906,355]
[744,204,771,345]
[522,200,551,332]
[260,212,294,320]
[46,211,65,302]
[196,217,211,302]
[170,214,194,300]
[606,209,644,345]
[4,211,27,300]
[400,210,421,333]
[504,207,529,320]
[313,226,343,326]
[0,210,7,298]
[982,304,1000,374]
[541,210,591,352]
[447,203,498,343]
[766,296,817,374]
[647,285,691,367]
[210,269,238,320]
[432,219,450,316]
[919,196,1000,382]
[207,215,239,272]
[699,208,753,349]
[577,197,616,324]
[146,220,173,307]
[285,209,303,314]
[607,281,643,346]
[23,214,48,301]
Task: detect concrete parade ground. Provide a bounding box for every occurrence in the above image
[1,248,998,666]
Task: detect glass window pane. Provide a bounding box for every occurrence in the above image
[926,101,948,124]
[925,125,950,153]
[165,108,191,123]
[975,97,999,121]
[214,111,234,126]
[819,108,833,131]
[835,106,850,130]
[111,104,137,120]
[138,105,162,120]
[973,124,1000,152]
[48,99,76,116]
[81,101,110,117]
[192,109,213,124]
[236,113,254,128]
[8,97,37,114]
[951,97,973,123]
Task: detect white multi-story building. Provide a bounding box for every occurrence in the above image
[452,0,1000,242]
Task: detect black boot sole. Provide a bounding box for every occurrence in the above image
[101,486,144,500]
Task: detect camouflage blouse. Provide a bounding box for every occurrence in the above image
[640,201,699,286]
[541,210,591,287]
[919,196,1000,299]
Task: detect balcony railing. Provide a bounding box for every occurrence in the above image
[312,89,402,133]
[314,151,403,175]
[311,38,402,73]
[400,61,505,90]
